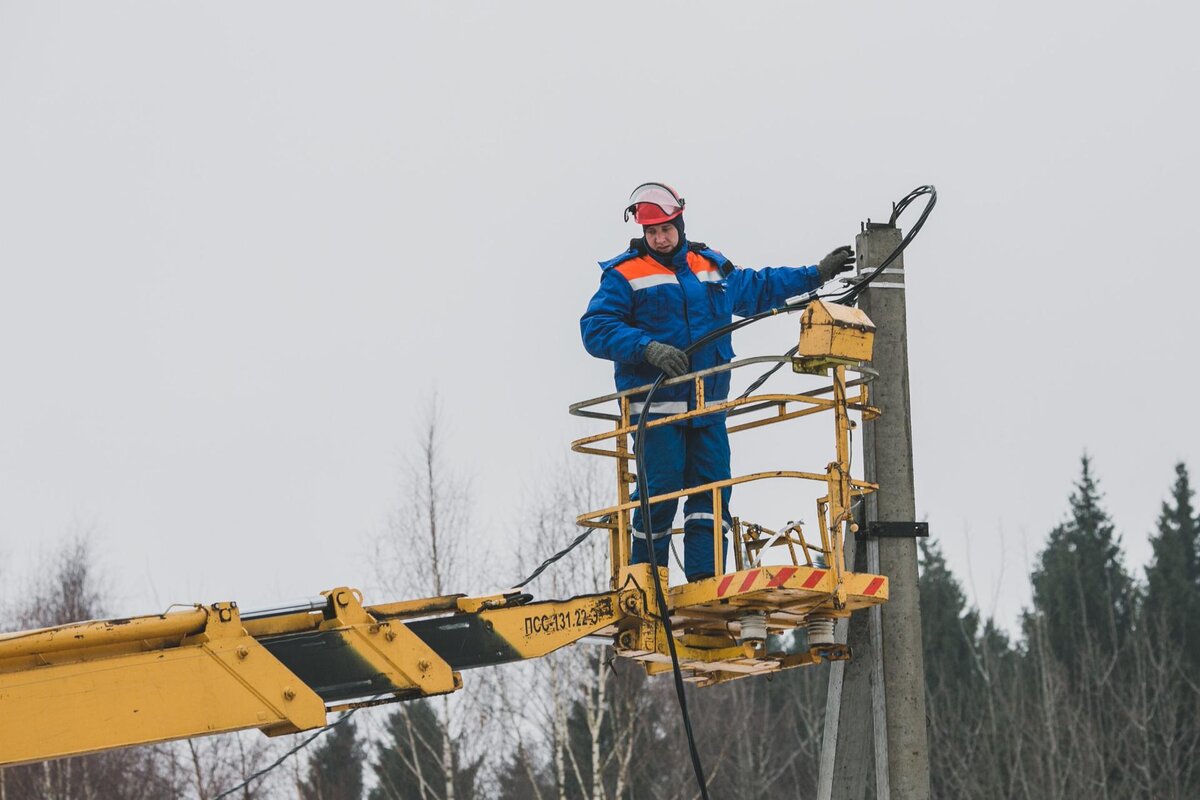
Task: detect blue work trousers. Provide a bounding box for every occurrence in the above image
[630,422,732,581]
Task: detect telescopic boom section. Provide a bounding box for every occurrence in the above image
[0,302,888,766]
[0,586,622,765]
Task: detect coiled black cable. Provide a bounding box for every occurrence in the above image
[831,185,937,306]
[729,185,938,402]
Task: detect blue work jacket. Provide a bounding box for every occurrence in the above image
[580,238,821,424]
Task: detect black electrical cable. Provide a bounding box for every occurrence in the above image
[629,185,936,800]
[729,185,937,403]
[625,303,806,800]
[830,185,937,307]
[512,517,606,589]
[736,185,936,400]
[630,368,711,798]
[737,344,798,401]
[212,704,365,799]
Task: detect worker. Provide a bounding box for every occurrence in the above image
[580,182,854,581]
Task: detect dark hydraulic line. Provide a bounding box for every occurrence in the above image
[513,521,603,589]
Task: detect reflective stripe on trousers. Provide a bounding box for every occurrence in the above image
[629,400,688,416]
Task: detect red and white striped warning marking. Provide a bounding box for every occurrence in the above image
[715,567,829,597]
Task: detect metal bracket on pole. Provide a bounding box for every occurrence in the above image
[864,522,929,539]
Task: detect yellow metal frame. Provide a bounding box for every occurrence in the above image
[569,359,878,588]
[567,302,888,682]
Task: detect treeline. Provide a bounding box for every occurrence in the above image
[3,446,1198,799]
[920,457,1200,798]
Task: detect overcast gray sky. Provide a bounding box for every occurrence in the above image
[2,1,1196,631]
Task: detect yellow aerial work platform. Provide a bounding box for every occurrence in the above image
[0,301,887,766]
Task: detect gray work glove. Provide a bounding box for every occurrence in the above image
[817,245,855,284]
[644,341,689,378]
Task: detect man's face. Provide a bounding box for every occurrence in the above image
[644,221,679,254]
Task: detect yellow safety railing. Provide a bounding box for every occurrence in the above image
[569,354,880,589]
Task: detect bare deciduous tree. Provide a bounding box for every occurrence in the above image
[0,532,180,800]
[370,402,486,800]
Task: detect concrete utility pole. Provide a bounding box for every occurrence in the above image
[817,528,880,799]
[817,222,931,800]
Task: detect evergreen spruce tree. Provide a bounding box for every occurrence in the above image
[369,701,479,800]
[1025,454,1135,668]
[918,539,981,696]
[1144,462,1200,668]
[298,717,365,800]
[555,660,667,800]
[918,539,1018,798]
[494,748,552,800]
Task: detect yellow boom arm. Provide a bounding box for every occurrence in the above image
[0,561,886,765]
[0,301,888,766]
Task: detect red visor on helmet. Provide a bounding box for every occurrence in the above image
[624,182,685,225]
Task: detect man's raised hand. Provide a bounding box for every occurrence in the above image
[817,245,855,284]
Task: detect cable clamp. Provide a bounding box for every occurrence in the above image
[863,521,928,538]
[784,289,819,306]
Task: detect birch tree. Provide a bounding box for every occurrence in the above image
[370,403,484,800]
